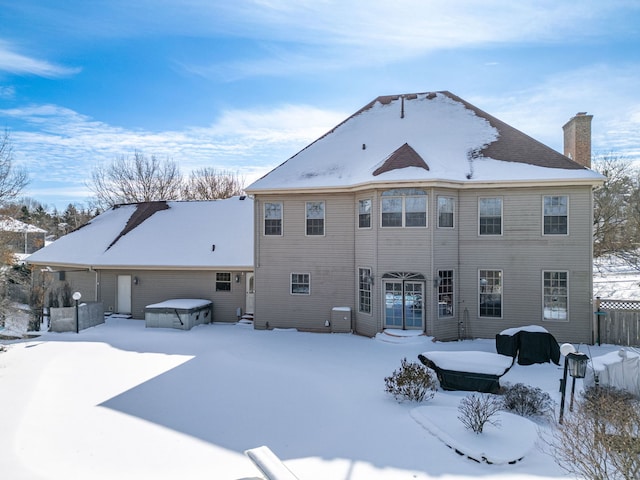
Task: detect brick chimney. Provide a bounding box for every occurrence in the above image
[562,112,593,168]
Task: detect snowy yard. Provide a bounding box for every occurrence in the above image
[0,317,627,480]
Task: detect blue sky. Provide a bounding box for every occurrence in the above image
[1,1,639,210]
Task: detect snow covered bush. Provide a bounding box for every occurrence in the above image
[458,393,502,434]
[501,383,554,418]
[384,357,437,403]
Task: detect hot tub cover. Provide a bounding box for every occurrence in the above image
[146,299,212,310]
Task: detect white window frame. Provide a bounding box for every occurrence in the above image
[358,199,372,229]
[478,269,503,319]
[437,196,455,229]
[543,195,569,236]
[358,267,373,314]
[306,201,325,236]
[380,189,427,228]
[290,273,310,295]
[437,269,454,318]
[264,202,283,236]
[478,197,503,236]
[543,270,569,322]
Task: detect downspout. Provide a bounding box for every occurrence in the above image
[90,267,98,302]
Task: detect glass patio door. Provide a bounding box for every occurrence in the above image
[384,280,424,329]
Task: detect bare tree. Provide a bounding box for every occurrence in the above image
[0,129,29,206]
[88,151,183,209]
[181,167,245,200]
[592,153,640,269]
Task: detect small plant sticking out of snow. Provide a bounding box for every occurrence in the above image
[501,383,554,418]
[458,393,502,434]
[384,357,437,403]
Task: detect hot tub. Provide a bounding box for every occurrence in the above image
[145,299,213,330]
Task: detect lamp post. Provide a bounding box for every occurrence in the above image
[559,343,589,424]
[73,291,82,334]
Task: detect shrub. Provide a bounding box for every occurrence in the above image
[384,357,437,403]
[544,386,640,480]
[501,382,554,418]
[458,393,502,434]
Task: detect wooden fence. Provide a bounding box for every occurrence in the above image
[595,298,640,347]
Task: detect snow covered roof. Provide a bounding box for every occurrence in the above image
[26,196,253,270]
[247,91,604,193]
[0,216,47,233]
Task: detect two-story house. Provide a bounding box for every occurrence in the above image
[245,91,604,343]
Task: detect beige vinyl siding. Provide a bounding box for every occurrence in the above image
[355,191,379,336]
[255,194,355,332]
[431,190,460,339]
[98,270,247,322]
[59,270,98,302]
[457,186,593,343]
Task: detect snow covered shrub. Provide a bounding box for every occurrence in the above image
[501,383,554,418]
[458,393,502,434]
[384,357,437,403]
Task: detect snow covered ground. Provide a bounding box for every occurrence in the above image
[0,317,627,480]
[593,256,640,299]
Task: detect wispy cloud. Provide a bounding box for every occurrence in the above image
[469,63,640,161]
[0,41,80,77]
[0,85,15,99]
[177,0,640,79]
[1,103,346,207]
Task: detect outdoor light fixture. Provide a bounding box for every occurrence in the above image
[133,276,139,285]
[72,291,82,334]
[558,343,589,424]
[235,275,240,283]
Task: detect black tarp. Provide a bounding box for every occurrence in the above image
[418,354,510,394]
[496,330,560,366]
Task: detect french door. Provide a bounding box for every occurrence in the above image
[383,280,424,329]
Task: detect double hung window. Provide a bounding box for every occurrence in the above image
[543,195,568,235]
[264,202,282,236]
[437,197,455,228]
[216,272,232,292]
[291,273,310,295]
[479,197,502,235]
[358,199,371,228]
[306,201,325,235]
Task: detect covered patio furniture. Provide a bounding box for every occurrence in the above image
[418,351,514,393]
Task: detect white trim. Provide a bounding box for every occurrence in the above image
[478,269,503,319]
[542,270,570,322]
[357,198,373,229]
[263,201,283,237]
[305,201,325,237]
[478,196,503,236]
[437,196,455,229]
[290,272,311,295]
[542,194,570,236]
